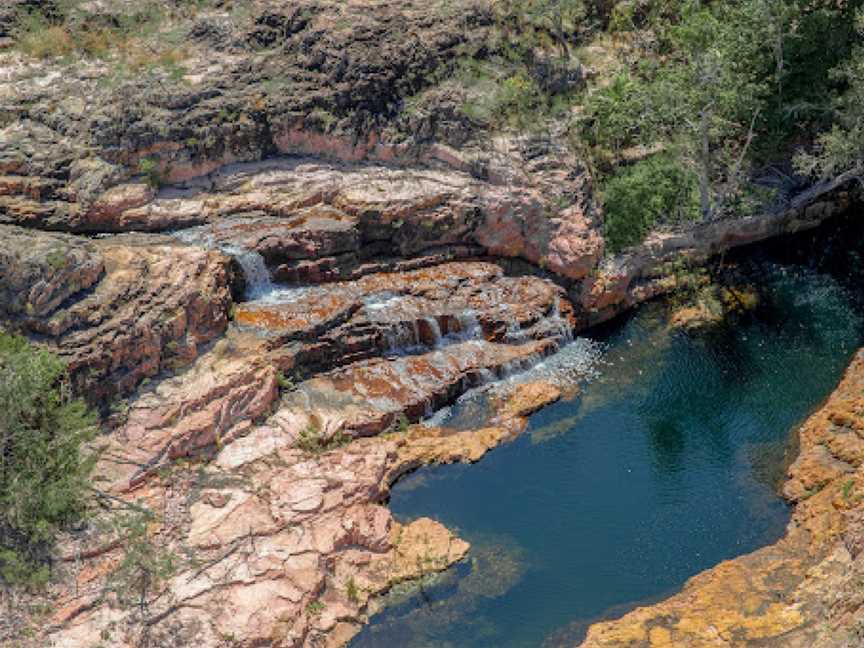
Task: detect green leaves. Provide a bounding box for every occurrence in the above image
[0,332,97,586]
[794,10,864,179]
[602,155,699,253]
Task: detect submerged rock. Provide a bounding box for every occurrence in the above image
[669,285,760,331]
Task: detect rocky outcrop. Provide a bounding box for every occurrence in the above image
[0,224,236,403]
[4,2,864,647]
[19,374,561,648]
[576,181,860,329]
[0,213,580,648]
[579,349,864,648]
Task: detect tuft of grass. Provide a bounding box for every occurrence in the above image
[394,412,410,433]
[295,421,349,454]
[13,2,190,75]
[276,371,294,391]
[346,577,359,603]
[14,12,74,59]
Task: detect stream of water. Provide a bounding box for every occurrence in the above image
[351,216,864,648]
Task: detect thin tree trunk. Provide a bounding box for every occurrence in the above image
[699,107,712,219]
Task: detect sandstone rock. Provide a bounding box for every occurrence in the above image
[0,225,104,318]
[0,225,236,403]
[494,380,562,420]
[278,338,557,438]
[235,261,575,368]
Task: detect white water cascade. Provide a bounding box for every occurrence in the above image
[172,227,280,301]
[223,245,275,300]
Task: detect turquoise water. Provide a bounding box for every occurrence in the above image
[351,221,864,648]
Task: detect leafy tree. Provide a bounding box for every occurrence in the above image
[602,155,699,253]
[0,332,97,586]
[795,11,864,180]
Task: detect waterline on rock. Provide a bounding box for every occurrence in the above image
[421,337,604,429]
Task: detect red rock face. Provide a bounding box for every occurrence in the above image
[1,208,582,646]
[2,0,861,644]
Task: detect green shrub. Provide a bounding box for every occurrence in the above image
[138,157,163,188]
[104,508,176,613]
[582,73,649,153]
[0,332,98,586]
[602,155,699,253]
[13,11,74,59]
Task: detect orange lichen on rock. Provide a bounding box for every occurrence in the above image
[580,349,864,648]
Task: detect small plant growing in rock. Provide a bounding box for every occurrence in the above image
[276,371,295,391]
[306,600,325,616]
[103,506,177,618]
[395,412,411,433]
[45,248,68,271]
[346,577,359,603]
[295,420,350,454]
[138,157,164,188]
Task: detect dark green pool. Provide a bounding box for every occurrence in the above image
[351,219,864,648]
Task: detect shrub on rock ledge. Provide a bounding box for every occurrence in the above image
[602,155,699,253]
[0,332,97,587]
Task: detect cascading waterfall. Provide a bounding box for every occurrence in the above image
[420,336,604,428]
[547,298,575,343]
[454,310,483,341]
[422,316,444,348]
[172,227,277,301]
[223,246,275,300]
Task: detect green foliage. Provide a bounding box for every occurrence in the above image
[138,157,163,188]
[394,412,410,433]
[582,0,864,217]
[494,0,602,48]
[13,0,190,74]
[0,332,97,586]
[795,10,864,179]
[346,577,359,603]
[103,507,176,614]
[306,600,325,616]
[843,479,856,501]
[582,73,647,152]
[13,10,74,59]
[276,371,295,391]
[583,0,802,221]
[295,421,349,454]
[602,155,699,253]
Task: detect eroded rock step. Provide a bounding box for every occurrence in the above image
[274,338,558,439]
[110,329,558,489]
[234,261,575,372]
